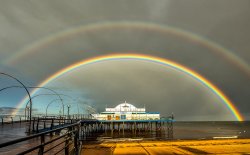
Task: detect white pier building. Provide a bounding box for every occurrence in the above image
[92,101,160,120]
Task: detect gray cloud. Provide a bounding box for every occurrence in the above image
[46,61,235,121]
[0,0,249,120]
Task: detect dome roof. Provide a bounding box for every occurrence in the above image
[105,101,145,112]
[115,102,137,109]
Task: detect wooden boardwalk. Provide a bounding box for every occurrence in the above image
[0,118,175,154]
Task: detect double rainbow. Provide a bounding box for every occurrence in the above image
[14,54,244,121]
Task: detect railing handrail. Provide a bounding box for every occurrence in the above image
[0,120,81,148]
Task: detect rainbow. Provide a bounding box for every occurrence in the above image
[14,54,244,121]
[5,21,250,77]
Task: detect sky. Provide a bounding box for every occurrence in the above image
[0,0,249,120]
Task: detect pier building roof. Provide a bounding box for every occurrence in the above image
[105,101,145,112]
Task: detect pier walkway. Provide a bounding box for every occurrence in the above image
[0,117,174,154]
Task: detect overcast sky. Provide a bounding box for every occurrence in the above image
[0,0,249,120]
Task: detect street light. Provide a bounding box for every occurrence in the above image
[0,72,32,128]
[59,95,80,116]
[67,105,71,119]
[25,106,30,121]
[0,85,64,118]
[25,93,65,116]
[45,99,64,117]
[83,104,96,119]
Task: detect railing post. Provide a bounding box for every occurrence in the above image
[32,117,35,132]
[36,118,40,133]
[0,120,81,154]
[43,119,46,129]
[74,125,79,155]
[11,117,13,124]
[64,136,69,155]
[38,134,45,155]
[50,119,54,129]
[50,119,54,136]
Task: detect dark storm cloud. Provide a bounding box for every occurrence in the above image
[0,0,249,120]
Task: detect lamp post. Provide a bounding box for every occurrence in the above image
[24,107,27,121]
[59,109,62,116]
[67,105,71,119]
[0,72,32,130]
[45,99,64,117]
[60,95,80,116]
[0,85,64,116]
[85,105,96,119]
[25,106,30,121]
[25,93,65,116]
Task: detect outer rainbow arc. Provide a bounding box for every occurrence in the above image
[14,54,244,121]
[6,21,250,77]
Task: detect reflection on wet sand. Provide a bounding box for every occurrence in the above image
[81,139,250,155]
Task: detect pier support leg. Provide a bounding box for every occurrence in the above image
[167,120,173,139]
[123,121,124,136]
[110,121,114,137]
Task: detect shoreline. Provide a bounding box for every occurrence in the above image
[81,138,250,154]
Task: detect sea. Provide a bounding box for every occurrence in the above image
[81,121,250,142]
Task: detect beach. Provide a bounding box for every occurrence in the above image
[81,139,250,154]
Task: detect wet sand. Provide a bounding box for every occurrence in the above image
[81,139,250,154]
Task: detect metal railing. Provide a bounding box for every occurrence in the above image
[0,121,81,155]
[0,115,27,125]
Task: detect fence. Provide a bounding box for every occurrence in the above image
[0,121,81,155]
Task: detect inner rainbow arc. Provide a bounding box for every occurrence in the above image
[15,54,244,121]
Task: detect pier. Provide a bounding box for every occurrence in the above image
[0,74,174,154]
[0,116,174,154]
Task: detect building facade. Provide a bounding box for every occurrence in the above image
[92,101,160,120]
